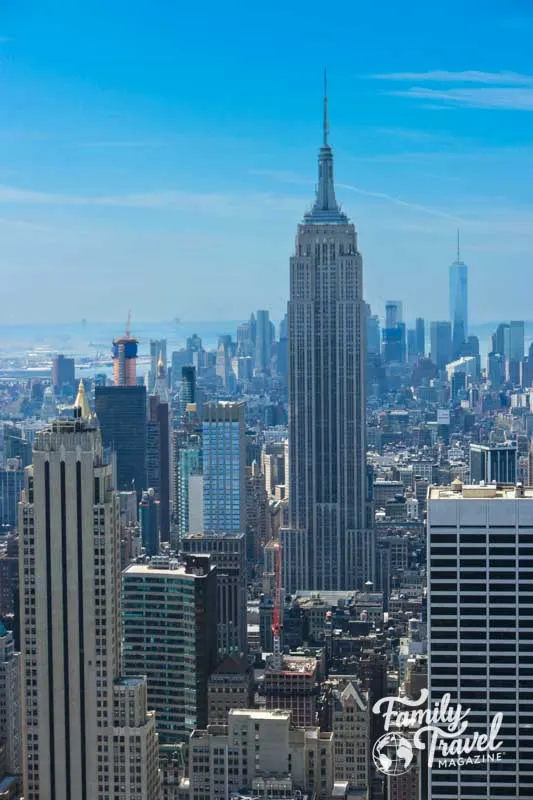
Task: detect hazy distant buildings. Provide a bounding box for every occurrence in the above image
[255,309,274,373]
[509,320,525,361]
[449,240,468,358]
[430,321,452,371]
[492,322,510,359]
[286,83,370,592]
[51,355,75,393]
[148,338,167,391]
[385,300,403,328]
[415,317,425,357]
[366,304,381,356]
[180,365,196,412]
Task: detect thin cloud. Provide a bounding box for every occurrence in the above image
[388,86,533,110]
[79,140,166,149]
[0,217,56,232]
[0,184,303,219]
[252,169,463,221]
[337,183,461,221]
[371,70,533,85]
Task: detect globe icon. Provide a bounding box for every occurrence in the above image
[372,732,414,776]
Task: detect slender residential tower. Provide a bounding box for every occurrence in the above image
[283,76,371,592]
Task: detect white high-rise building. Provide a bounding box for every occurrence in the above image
[284,78,371,591]
[428,481,533,799]
[19,406,159,800]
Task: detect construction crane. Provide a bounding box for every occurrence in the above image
[271,541,283,670]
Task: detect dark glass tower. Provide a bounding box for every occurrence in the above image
[95,385,147,495]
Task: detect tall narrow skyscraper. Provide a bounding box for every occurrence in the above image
[95,384,147,495]
[285,78,371,591]
[449,232,468,358]
[19,409,159,800]
[255,309,273,373]
[202,401,246,534]
[146,353,170,540]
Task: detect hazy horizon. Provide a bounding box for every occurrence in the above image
[0,0,532,324]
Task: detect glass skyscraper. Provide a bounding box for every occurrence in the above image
[202,401,246,534]
[449,241,468,358]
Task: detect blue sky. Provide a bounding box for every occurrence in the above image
[1,0,533,325]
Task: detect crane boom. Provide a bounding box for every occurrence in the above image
[271,541,283,670]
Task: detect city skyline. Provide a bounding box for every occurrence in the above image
[0,1,532,323]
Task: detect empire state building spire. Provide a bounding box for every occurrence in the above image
[286,75,370,594]
[323,68,329,146]
[304,71,347,224]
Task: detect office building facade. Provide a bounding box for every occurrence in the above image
[202,401,246,534]
[469,443,517,485]
[19,415,159,800]
[95,385,147,495]
[181,532,247,657]
[123,555,217,743]
[139,488,160,556]
[427,482,533,798]
[0,622,22,775]
[147,390,170,540]
[189,709,335,800]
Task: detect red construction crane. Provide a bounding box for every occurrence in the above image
[271,541,283,670]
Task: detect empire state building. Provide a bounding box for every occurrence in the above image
[282,81,373,592]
